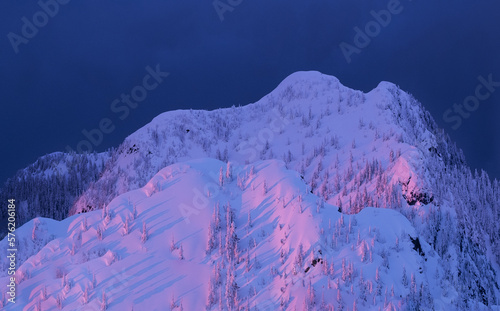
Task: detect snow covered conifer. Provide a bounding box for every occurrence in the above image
[341,258,347,282]
[97,225,103,241]
[170,295,177,309]
[92,272,96,289]
[254,254,261,269]
[40,285,48,300]
[101,291,107,311]
[225,221,238,262]
[360,241,367,262]
[219,167,224,188]
[104,208,111,225]
[207,278,217,308]
[32,221,38,242]
[402,266,408,287]
[337,289,344,311]
[306,279,316,307]
[247,211,252,228]
[226,161,232,181]
[295,244,304,269]
[56,294,63,309]
[123,216,130,235]
[82,286,89,304]
[225,270,239,310]
[207,224,216,254]
[141,222,148,244]
[376,267,383,296]
[213,202,221,232]
[410,273,417,296]
[170,235,177,251]
[179,243,184,260]
[82,217,88,232]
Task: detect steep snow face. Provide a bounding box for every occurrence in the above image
[0,159,442,310]
[70,71,437,218]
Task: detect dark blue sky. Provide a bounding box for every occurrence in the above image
[1,0,499,183]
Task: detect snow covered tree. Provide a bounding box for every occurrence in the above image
[295,244,304,270]
[97,225,103,241]
[247,211,252,228]
[375,267,383,296]
[170,235,177,251]
[207,224,216,254]
[306,279,316,308]
[410,273,417,296]
[56,294,63,309]
[226,162,232,181]
[399,266,408,288]
[213,202,221,232]
[337,289,344,311]
[81,217,88,232]
[32,221,38,242]
[225,221,238,262]
[82,286,89,304]
[141,222,148,244]
[207,278,217,309]
[225,269,239,310]
[170,295,178,309]
[91,273,96,289]
[40,285,48,300]
[179,243,184,260]
[341,258,347,282]
[254,254,261,270]
[100,291,107,311]
[360,241,368,262]
[132,203,137,220]
[219,167,224,188]
[104,208,111,225]
[123,216,130,235]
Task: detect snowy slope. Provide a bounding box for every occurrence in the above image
[0,159,445,310]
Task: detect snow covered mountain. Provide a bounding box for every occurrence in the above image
[70,71,438,216]
[1,71,499,310]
